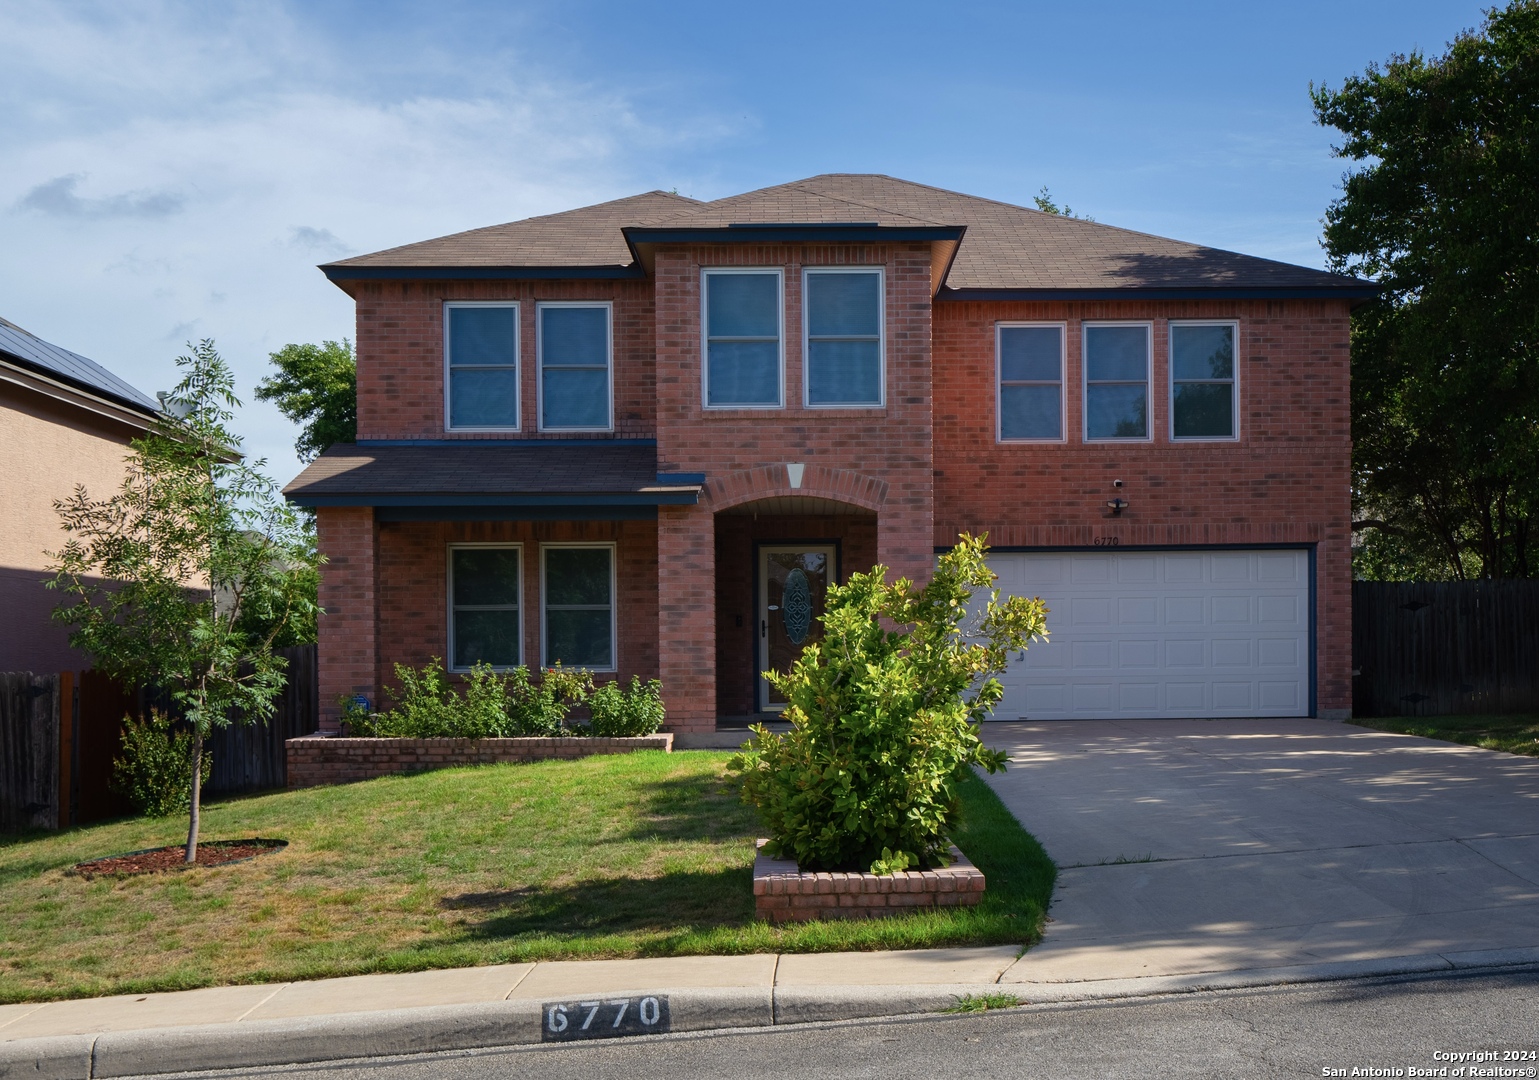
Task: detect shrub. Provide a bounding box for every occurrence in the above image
[353,659,597,738]
[586,676,665,737]
[111,710,213,818]
[728,534,1048,874]
[505,664,592,735]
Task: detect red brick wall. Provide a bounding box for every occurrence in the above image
[651,243,937,727]
[353,278,656,440]
[316,506,379,731]
[714,513,879,716]
[930,298,1354,714]
[372,518,659,708]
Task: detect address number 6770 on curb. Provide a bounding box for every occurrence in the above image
[542,995,671,1041]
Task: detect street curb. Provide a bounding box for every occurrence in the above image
[3,952,1538,1078]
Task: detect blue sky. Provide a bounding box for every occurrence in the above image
[0,0,1490,487]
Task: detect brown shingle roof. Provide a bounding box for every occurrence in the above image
[283,443,700,505]
[322,174,1371,295]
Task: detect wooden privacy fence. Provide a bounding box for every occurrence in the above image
[0,644,317,831]
[1353,581,1539,717]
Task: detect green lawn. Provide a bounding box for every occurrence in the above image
[0,751,1055,1004]
[1356,714,1539,757]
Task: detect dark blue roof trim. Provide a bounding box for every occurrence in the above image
[937,285,1379,302]
[320,265,645,283]
[623,225,965,244]
[356,438,659,448]
[377,505,658,522]
[290,492,697,508]
[658,472,706,485]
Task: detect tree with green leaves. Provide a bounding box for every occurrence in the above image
[1033,186,1094,221]
[729,535,1048,874]
[255,339,356,462]
[1313,1,1539,579]
[49,340,319,862]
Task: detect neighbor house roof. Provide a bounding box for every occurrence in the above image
[283,443,701,518]
[0,317,161,416]
[321,174,1375,300]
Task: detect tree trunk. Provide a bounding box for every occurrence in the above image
[185,730,203,864]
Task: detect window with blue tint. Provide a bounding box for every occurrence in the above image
[450,546,520,669]
[1171,322,1237,439]
[539,304,611,430]
[805,269,882,406]
[704,270,781,407]
[543,546,614,669]
[446,304,518,429]
[998,324,1064,440]
[1084,324,1151,440]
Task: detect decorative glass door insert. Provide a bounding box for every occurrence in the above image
[758,545,836,711]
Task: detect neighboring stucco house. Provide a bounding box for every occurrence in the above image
[0,318,161,673]
[285,174,1373,735]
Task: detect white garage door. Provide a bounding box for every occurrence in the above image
[984,548,1311,720]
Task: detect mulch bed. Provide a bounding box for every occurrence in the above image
[73,839,287,879]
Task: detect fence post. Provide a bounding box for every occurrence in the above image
[57,670,74,829]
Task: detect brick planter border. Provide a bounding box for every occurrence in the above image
[285,734,672,789]
[752,839,985,922]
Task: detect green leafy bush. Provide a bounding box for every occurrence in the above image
[586,676,666,736]
[111,710,213,818]
[728,534,1048,874]
[350,659,602,737]
[505,664,593,735]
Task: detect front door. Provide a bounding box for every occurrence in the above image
[758,545,837,712]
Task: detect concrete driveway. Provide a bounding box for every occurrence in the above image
[981,719,1539,983]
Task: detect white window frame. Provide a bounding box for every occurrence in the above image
[996,321,1067,443]
[537,300,614,433]
[444,301,520,432]
[1168,319,1241,442]
[540,542,618,672]
[701,268,785,410]
[446,543,523,672]
[1082,320,1154,443]
[802,266,886,409]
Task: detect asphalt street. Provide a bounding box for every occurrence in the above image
[182,968,1539,1080]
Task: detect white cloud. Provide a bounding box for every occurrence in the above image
[0,2,730,488]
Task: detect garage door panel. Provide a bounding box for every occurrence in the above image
[984,548,1310,720]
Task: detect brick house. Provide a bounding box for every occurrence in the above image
[285,175,1372,736]
[1,318,162,673]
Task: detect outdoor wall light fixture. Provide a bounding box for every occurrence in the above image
[1106,497,1129,516]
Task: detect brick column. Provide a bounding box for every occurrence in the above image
[316,506,378,732]
[657,502,716,732]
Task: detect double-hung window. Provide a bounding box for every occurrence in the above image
[448,545,521,669]
[445,302,519,429]
[1084,323,1151,440]
[804,268,883,407]
[538,302,612,431]
[703,269,782,408]
[997,323,1065,440]
[1170,321,1237,440]
[542,544,615,670]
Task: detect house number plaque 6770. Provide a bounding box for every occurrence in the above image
[542,996,670,1041]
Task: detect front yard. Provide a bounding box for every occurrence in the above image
[0,751,1055,1004]
[1355,714,1539,757]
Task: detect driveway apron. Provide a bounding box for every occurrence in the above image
[981,719,1539,983]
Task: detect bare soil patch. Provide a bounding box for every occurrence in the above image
[72,839,287,879]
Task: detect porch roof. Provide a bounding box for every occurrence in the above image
[282,442,701,518]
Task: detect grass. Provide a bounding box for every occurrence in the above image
[0,752,1055,1004]
[944,991,1025,1013]
[1355,714,1539,757]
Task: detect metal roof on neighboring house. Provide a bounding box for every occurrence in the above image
[0,317,161,415]
[320,174,1377,300]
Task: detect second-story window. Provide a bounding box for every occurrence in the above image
[539,302,612,431]
[804,268,883,407]
[1084,323,1151,440]
[1171,321,1238,440]
[445,302,519,430]
[703,269,783,408]
[998,323,1065,441]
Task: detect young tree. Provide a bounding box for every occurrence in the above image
[255,339,356,462]
[1313,2,1539,579]
[49,340,318,862]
